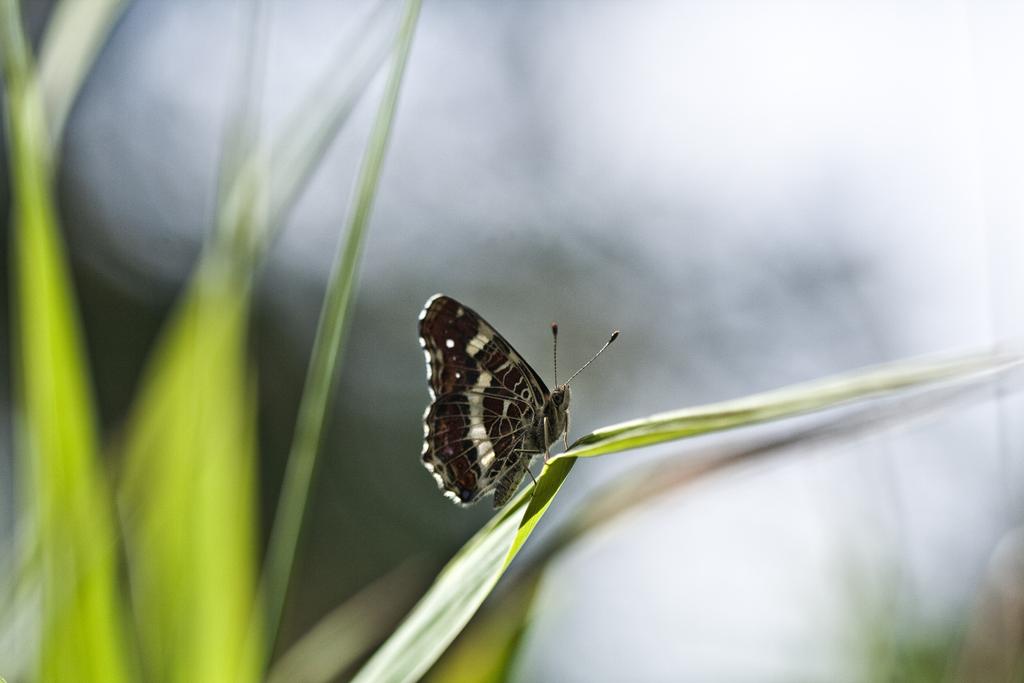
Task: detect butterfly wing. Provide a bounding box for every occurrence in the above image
[422,390,536,505]
[418,294,549,505]
[419,294,549,403]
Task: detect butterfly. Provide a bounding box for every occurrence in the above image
[418,294,618,509]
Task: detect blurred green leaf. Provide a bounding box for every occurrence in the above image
[118,258,260,683]
[111,5,277,681]
[352,347,1021,683]
[266,563,421,683]
[37,0,128,154]
[1,0,132,680]
[258,0,420,660]
[218,1,399,262]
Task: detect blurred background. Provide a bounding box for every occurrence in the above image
[3,1,1024,680]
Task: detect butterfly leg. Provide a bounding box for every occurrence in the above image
[542,415,551,464]
[563,410,570,452]
[514,448,544,484]
[525,467,539,487]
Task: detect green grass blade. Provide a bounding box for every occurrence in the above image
[438,374,1012,682]
[425,576,542,683]
[257,0,420,660]
[351,493,535,683]
[352,347,1020,683]
[504,457,575,564]
[37,0,128,153]
[118,258,260,683]
[553,349,1022,461]
[114,5,276,679]
[475,371,1017,637]
[1,0,131,680]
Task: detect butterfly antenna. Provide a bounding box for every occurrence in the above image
[551,322,559,385]
[565,330,619,386]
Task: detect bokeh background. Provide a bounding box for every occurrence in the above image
[3,1,1024,680]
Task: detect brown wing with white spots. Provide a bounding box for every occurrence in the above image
[418,294,548,506]
[418,294,549,403]
[423,390,537,505]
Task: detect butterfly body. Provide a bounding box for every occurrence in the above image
[418,294,569,508]
[493,385,571,507]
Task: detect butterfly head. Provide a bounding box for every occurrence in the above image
[546,324,618,445]
[543,384,572,450]
[551,384,571,412]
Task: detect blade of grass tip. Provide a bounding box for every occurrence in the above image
[37,0,128,155]
[541,368,1022,585]
[1,0,132,680]
[256,0,420,665]
[553,348,1024,461]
